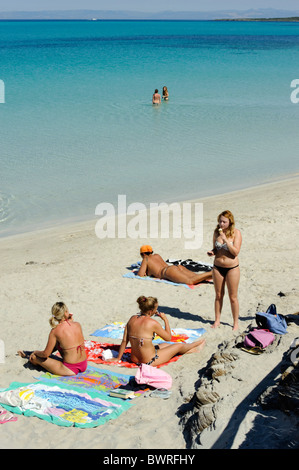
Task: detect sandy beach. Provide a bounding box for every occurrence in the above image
[0,175,298,450]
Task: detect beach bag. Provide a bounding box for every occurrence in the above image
[256,304,287,335]
[135,363,172,390]
[244,328,275,349]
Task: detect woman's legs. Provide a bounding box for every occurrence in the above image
[225,266,240,330]
[18,351,76,376]
[149,339,205,367]
[163,265,212,285]
[212,267,225,328]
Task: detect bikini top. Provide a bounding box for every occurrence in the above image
[129,334,155,347]
[56,318,85,355]
[57,343,85,354]
[128,314,156,346]
[215,240,233,251]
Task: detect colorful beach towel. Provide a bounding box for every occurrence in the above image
[0,380,133,428]
[38,365,148,398]
[83,341,181,368]
[90,322,206,344]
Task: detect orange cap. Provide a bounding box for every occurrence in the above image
[140,245,153,254]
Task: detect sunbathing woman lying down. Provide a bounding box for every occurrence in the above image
[138,245,212,285]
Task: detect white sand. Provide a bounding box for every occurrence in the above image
[0,175,298,449]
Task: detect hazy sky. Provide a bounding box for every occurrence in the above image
[0,0,298,12]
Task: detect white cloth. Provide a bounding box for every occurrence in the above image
[101,349,118,360]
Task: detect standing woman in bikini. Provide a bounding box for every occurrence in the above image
[18,302,87,376]
[207,210,242,330]
[111,296,205,367]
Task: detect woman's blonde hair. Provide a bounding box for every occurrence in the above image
[215,210,235,238]
[137,296,158,314]
[49,301,68,328]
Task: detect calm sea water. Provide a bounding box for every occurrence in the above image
[0,20,299,236]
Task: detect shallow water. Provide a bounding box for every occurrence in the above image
[0,20,298,236]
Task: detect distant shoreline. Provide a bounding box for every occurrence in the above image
[0,18,299,22]
[217,17,299,22]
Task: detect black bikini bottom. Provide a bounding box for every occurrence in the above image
[213,264,239,278]
[146,345,160,366]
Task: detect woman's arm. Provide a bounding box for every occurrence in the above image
[153,312,171,341]
[137,257,148,277]
[207,232,217,257]
[224,229,242,257]
[32,329,57,359]
[111,324,129,361]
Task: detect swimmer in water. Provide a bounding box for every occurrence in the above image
[152,89,161,105]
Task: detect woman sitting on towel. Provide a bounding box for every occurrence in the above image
[110,296,205,367]
[18,302,87,376]
[207,210,242,331]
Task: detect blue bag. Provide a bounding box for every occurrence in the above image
[256,304,287,334]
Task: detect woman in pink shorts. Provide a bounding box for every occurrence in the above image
[18,302,87,376]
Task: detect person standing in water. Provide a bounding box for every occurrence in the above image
[152,89,161,105]
[162,86,169,101]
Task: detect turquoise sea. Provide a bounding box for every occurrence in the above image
[0,20,298,236]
